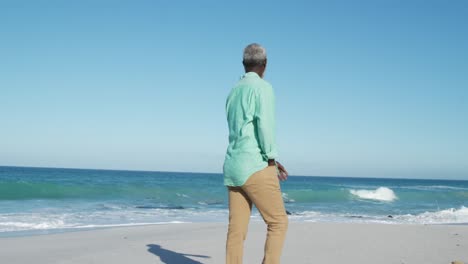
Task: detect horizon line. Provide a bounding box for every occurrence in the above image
[1,164,466,182]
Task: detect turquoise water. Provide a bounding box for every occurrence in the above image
[1,166,467,236]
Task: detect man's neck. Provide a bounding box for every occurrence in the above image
[245,68,264,78]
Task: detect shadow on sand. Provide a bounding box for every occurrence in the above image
[147,244,211,264]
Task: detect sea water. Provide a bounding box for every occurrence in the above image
[1,166,467,237]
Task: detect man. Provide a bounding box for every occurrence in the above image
[223,43,289,264]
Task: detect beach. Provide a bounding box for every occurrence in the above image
[1,167,467,263]
[0,222,466,264]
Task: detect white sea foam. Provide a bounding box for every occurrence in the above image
[287,206,468,225]
[0,220,189,233]
[76,221,188,229]
[396,206,468,224]
[0,208,229,233]
[0,219,67,232]
[349,187,398,202]
[282,192,295,203]
[2,206,468,234]
[176,193,190,198]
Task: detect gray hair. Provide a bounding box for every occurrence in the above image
[243,43,267,67]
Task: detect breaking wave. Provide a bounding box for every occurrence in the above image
[349,187,398,202]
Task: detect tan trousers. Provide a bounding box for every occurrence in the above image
[226,165,288,264]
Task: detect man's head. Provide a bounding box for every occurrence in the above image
[243,43,267,78]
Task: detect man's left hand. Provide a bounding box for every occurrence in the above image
[276,161,288,181]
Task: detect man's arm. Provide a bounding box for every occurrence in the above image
[256,85,288,181]
[256,85,278,161]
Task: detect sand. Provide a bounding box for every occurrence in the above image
[0,222,466,264]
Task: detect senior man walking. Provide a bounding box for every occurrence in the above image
[223,43,289,264]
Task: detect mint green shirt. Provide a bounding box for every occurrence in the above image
[223,72,278,186]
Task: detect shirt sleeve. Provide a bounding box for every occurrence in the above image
[255,84,278,160]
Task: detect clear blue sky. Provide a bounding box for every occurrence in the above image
[1,1,467,179]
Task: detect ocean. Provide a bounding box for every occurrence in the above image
[1,166,467,237]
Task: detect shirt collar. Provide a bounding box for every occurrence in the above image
[242,72,261,79]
